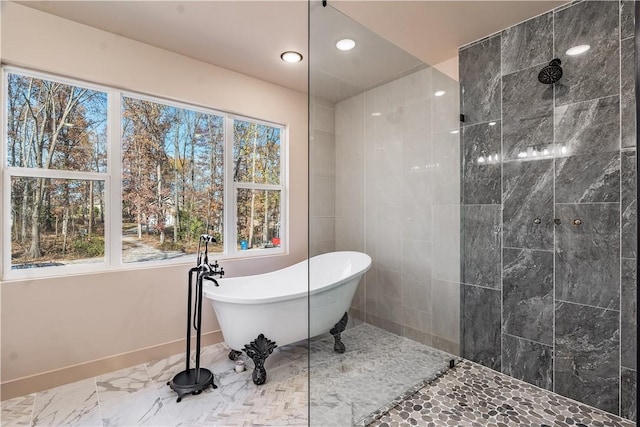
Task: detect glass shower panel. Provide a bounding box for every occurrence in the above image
[309,3,461,425]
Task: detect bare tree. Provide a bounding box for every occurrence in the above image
[7,74,107,264]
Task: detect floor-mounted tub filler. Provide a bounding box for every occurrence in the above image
[204,251,372,385]
[168,235,225,402]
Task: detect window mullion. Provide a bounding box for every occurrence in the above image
[234,183,283,191]
[6,167,108,180]
[224,115,235,256]
[1,70,9,277]
[108,89,123,268]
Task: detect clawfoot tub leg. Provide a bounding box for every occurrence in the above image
[330,312,349,353]
[244,334,277,385]
[228,349,243,361]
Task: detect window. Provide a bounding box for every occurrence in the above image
[2,68,286,278]
[233,119,283,252]
[121,96,225,263]
[3,71,108,274]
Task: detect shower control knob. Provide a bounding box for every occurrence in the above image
[554,218,561,225]
[533,218,541,225]
[573,219,582,226]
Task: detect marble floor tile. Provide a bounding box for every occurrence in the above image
[99,387,173,427]
[161,386,227,426]
[278,340,309,364]
[196,341,238,374]
[5,323,634,426]
[146,352,186,387]
[309,325,455,426]
[214,364,261,404]
[0,393,35,426]
[31,378,102,426]
[96,363,153,403]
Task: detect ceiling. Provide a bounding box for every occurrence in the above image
[15,0,567,98]
[310,2,425,102]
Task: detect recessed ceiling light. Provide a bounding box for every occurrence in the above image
[281,51,303,63]
[566,44,590,56]
[434,90,446,97]
[336,39,356,51]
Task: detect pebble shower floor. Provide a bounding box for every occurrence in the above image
[369,360,636,427]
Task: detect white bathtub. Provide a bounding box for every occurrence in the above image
[203,251,371,356]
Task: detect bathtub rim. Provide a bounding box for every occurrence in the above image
[203,251,371,305]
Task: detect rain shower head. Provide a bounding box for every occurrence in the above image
[538,59,563,84]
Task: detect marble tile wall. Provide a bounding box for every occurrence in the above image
[459,0,637,421]
[335,66,461,356]
[310,97,337,257]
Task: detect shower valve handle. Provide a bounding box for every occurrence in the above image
[200,234,216,243]
[209,261,225,277]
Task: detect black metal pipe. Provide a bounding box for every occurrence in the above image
[195,271,205,383]
[185,266,199,373]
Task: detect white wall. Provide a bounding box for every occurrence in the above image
[0,2,308,397]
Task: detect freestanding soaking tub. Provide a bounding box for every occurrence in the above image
[203,251,372,384]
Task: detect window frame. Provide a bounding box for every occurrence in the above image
[1,66,287,280]
[226,114,287,258]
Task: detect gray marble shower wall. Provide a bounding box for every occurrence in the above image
[459,0,637,421]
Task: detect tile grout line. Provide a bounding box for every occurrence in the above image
[556,298,622,313]
[502,245,554,253]
[555,92,621,109]
[30,392,37,427]
[143,362,175,426]
[499,29,504,376]
[93,377,104,427]
[552,6,557,395]
[459,281,501,291]
[618,0,623,415]
[554,201,623,205]
[503,332,553,349]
